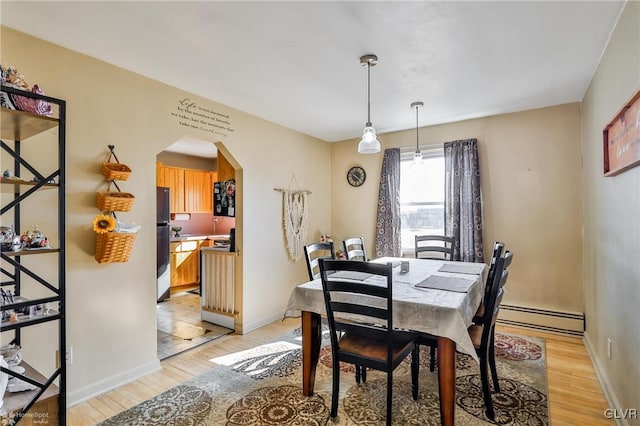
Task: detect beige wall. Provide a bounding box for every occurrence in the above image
[331,103,584,314]
[1,27,331,404]
[4,3,638,413]
[581,1,640,417]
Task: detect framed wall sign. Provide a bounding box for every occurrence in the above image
[603,87,640,176]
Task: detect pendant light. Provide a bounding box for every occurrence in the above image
[358,54,381,154]
[411,101,424,163]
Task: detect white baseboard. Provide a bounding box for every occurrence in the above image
[583,332,630,426]
[497,304,584,337]
[67,358,161,407]
[238,312,287,335]
[201,310,235,330]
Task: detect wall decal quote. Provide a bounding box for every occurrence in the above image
[171,97,235,137]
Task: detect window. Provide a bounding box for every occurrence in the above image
[400,148,445,255]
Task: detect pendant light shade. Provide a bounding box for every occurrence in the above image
[358,54,381,154]
[359,125,380,154]
[411,101,424,164]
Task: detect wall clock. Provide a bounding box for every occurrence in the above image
[347,166,366,187]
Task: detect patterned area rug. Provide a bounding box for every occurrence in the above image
[99,330,548,425]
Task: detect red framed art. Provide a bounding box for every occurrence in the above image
[603,87,640,176]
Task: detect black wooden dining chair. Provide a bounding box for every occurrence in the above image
[468,252,510,421]
[473,244,511,324]
[343,237,368,261]
[477,249,513,398]
[415,234,455,260]
[318,259,420,426]
[303,241,335,280]
[420,243,511,374]
[413,234,456,371]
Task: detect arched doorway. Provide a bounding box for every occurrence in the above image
[154,137,241,359]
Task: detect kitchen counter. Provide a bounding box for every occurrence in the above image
[170,234,230,243]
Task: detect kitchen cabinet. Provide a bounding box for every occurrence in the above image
[168,167,185,213]
[217,151,235,182]
[156,164,185,213]
[156,162,169,187]
[185,169,215,213]
[205,171,216,212]
[170,241,199,290]
[157,163,213,213]
[0,86,66,425]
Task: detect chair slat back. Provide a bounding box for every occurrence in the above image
[415,235,455,260]
[319,259,394,345]
[480,254,510,346]
[304,242,335,280]
[483,242,505,301]
[503,250,513,270]
[491,287,506,327]
[343,237,368,261]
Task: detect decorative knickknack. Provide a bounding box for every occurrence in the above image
[0,64,53,116]
[94,145,139,263]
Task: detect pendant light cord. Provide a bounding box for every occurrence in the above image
[415,104,419,152]
[366,62,371,126]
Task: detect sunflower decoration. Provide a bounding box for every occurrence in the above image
[92,214,116,234]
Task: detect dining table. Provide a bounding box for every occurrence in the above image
[284,256,488,426]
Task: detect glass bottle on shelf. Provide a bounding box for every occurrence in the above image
[0,225,15,252]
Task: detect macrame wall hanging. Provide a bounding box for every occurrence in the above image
[274,175,311,261]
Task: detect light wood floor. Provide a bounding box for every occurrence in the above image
[67,320,613,425]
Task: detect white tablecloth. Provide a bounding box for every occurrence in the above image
[284,257,488,361]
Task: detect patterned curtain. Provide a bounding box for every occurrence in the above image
[444,139,484,262]
[375,148,401,258]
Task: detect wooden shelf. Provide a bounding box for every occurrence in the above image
[0,296,60,331]
[0,179,58,193]
[1,108,58,141]
[1,248,60,256]
[2,361,59,417]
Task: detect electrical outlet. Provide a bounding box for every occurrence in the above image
[607,338,612,360]
[65,346,73,365]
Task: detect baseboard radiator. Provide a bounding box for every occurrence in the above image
[497,304,584,337]
[200,250,238,330]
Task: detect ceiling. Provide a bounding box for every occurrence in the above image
[1,1,625,156]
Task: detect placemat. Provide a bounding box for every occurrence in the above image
[329,271,375,281]
[438,263,485,275]
[415,275,476,292]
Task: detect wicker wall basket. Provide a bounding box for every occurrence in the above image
[95,232,136,263]
[101,162,131,181]
[96,191,135,212]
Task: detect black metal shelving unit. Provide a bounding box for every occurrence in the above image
[0,85,66,425]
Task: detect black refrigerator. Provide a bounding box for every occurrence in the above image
[157,187,171,302]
